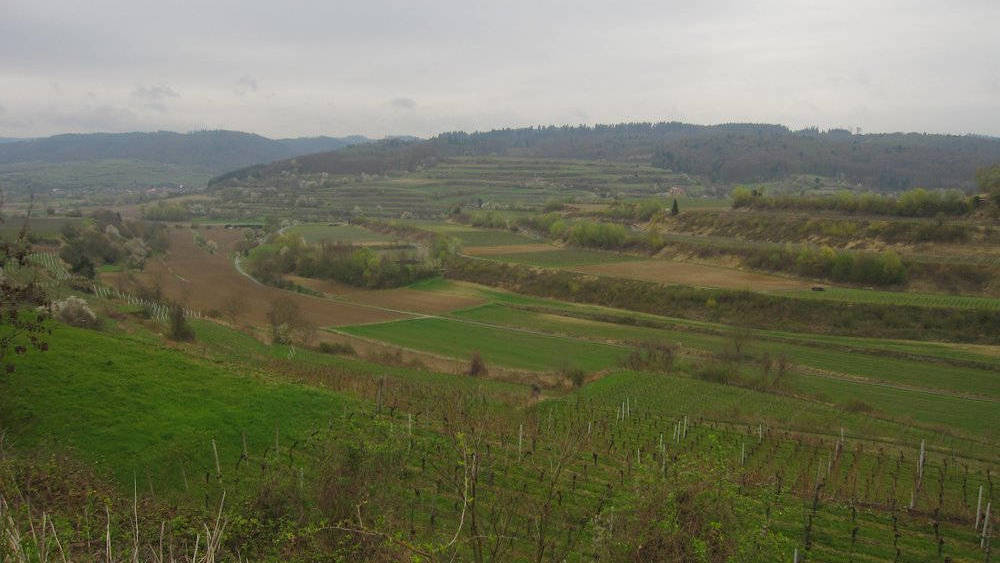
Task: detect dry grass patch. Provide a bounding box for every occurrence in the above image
[574,259,812,291]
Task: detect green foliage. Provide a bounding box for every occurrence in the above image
[341,317,627,371]
[732,187,972,217]
[59,211,167,274]
[600,199,667,221]
[567,220,628,249]
[977,163,1000,205]
[142,201,192,221]
[750,244,907,286]
[317,341,355,355]
[167,303,195,341]
[246,233,438,289]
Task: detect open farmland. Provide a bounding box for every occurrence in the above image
[284,222,398,244]
[486,247,643,267]
[777,286,1000,310]
[101,226,408,327]
[339,315,629,371]
[575,257,812,290]
[208,156,701,220]
[287,274,486,314]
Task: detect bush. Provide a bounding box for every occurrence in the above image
[842,399,875,413]
[560,364,587,388]
[318,341,356,355]
[694,362,733,384]
[466,351,488,377]
[53,297,99,328]
[168,304,195,341]
[622,341,677,373]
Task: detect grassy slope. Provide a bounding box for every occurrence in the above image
[339,316,628,371]
[0,323,355,489]
[1,312,992,560]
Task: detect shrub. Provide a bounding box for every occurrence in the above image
[842,399,875,413]
[622,341,677,373]
[466,351,488,377]
[694,362,733,384]
[168,304,195,341]
[560,364,587,388]
[53,297,99,328]
[318,341,356,355]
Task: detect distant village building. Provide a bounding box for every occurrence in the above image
[668,186,687,197]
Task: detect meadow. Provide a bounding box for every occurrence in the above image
[338,315,629,372]
[284,222,397,243]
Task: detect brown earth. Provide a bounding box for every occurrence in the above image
[573,259,812,291]
[102,228,408,327]
[287,275,486,314]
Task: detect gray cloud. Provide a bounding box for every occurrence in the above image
[389,97,416,110]
[1,0,999,138]
[235,75,259,96]
[130,84,180,112]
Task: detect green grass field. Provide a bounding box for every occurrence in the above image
[0,323,355,489]
[446,303,999,441]
[339,316,628,371]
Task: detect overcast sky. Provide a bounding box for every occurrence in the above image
[2,0,999,139]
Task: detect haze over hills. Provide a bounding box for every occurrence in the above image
[0,130,372,194]
[214,122,1000,192]
[0,130,370,170]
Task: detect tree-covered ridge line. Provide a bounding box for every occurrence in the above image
[212,122,1000,191]
[0,130,371,174]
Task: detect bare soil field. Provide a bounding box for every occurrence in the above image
[574,259,812,291]
[287,275,486,314]
[463,244,556,256]
[102,228,407,327]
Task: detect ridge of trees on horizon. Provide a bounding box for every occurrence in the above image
[210,121,1000,191]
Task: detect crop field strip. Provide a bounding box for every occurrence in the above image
[441,303,998,437]
[448,300,1000,394]
[337,315,630,372]
[421,219,1000,305]
[322,280,997,449]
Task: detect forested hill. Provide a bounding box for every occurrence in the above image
[0,130,370,171]
[214,123,1000,191]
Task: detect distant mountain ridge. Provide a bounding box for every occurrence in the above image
[0,130,371,172]
[214,122,1000,191]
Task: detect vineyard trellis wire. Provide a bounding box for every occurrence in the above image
[92,283,202,323]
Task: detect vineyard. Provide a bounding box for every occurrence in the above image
[2,315,994,561]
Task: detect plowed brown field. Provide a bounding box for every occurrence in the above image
[573,259,811,291]
[287,276,485,314]
[103,228,408,327]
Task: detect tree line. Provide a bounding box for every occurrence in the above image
[211,122,1000,191]
[245,232,438,289]
[731,187,975,217]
